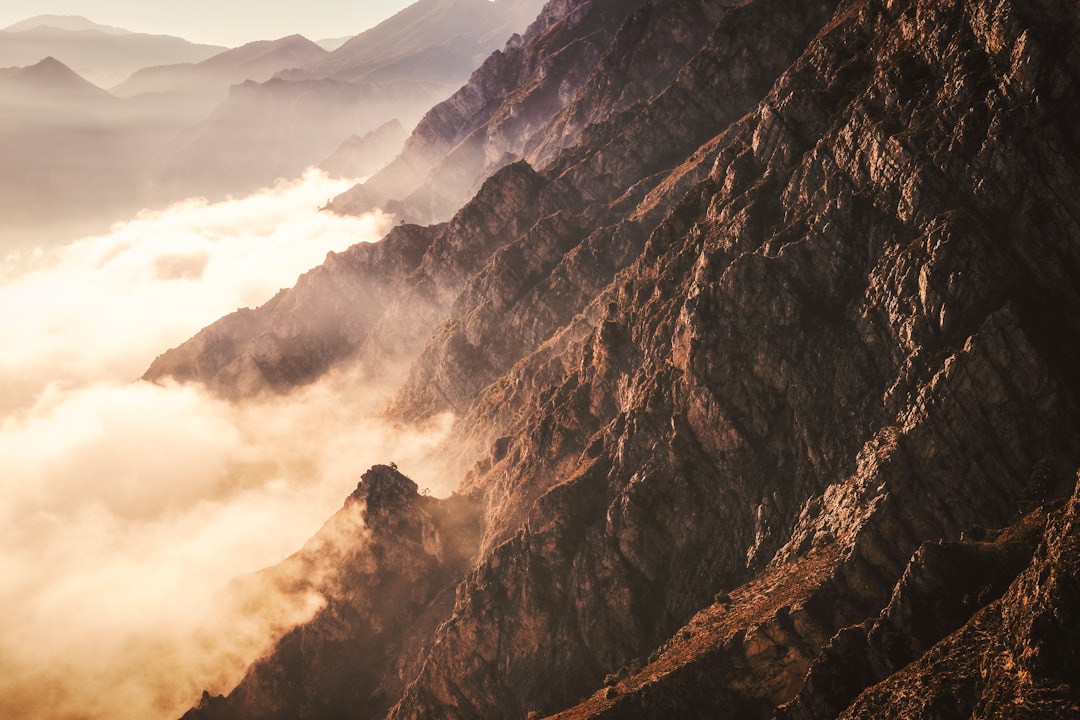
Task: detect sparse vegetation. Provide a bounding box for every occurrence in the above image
[1023,458,1054,508]
[603,657,644,690]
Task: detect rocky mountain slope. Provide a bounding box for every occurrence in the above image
[154,0,1080,717]
[327,0,739,223]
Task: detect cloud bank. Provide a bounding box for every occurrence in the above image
[0,169,388,413]
[0,171,452,719]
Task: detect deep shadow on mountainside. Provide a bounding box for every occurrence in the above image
[148,0,1080,717]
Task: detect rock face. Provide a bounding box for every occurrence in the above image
[144,161,549,397]
[167,0,1080,717]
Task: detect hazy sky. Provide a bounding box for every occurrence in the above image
[0,1,416,46]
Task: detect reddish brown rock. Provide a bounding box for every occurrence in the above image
[173,0,1080,718]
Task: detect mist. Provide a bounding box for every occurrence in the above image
[0,169,384,412]
[0,171,453,720]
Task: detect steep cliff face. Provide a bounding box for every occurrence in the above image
[832,477,1080,720]
[171,0,1080,717]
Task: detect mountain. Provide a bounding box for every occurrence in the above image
[3,15,129,35]
[155,0,546,202]
[152,0,1080,717]
[0,19,224,88]
[0,56,158,245]
[316,36,351,52]
[319,119,409,179]
[328,0,735,223]
[280,0,550,83]
[0,55,114,105]
[111,35,328,117]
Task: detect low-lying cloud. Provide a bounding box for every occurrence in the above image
[0,168,389,412]
[0,171,453,720]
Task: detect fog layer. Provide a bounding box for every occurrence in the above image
[0,169,384,412]
[0,171,451,719]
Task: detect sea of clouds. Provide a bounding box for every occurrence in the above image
[0,170,452,719]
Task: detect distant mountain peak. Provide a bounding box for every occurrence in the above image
[0,55,113,98]
[2,15,130,35]
[24,55,85,77]
[202,33,324,64]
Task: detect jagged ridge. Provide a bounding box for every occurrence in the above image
[168,0,1080,717]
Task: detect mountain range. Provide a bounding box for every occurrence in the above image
[111,35,329,111]
[156,0,548,201]
[140,0,1080,718]
[0,54,114,105]
[0,2,546,248]
[0,15,223,88]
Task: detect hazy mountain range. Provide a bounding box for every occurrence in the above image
[0,0,545,247]
[156,0,547,202]
[111,35,329,108]
[0,15,224,88]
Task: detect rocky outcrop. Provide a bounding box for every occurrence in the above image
[143,222,438,397]
[181,465,484,720]
[175,0,1080,717]
[836,476,1080,719]
[776,507,1051,720]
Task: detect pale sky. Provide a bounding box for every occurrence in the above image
[0,1,416,47]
